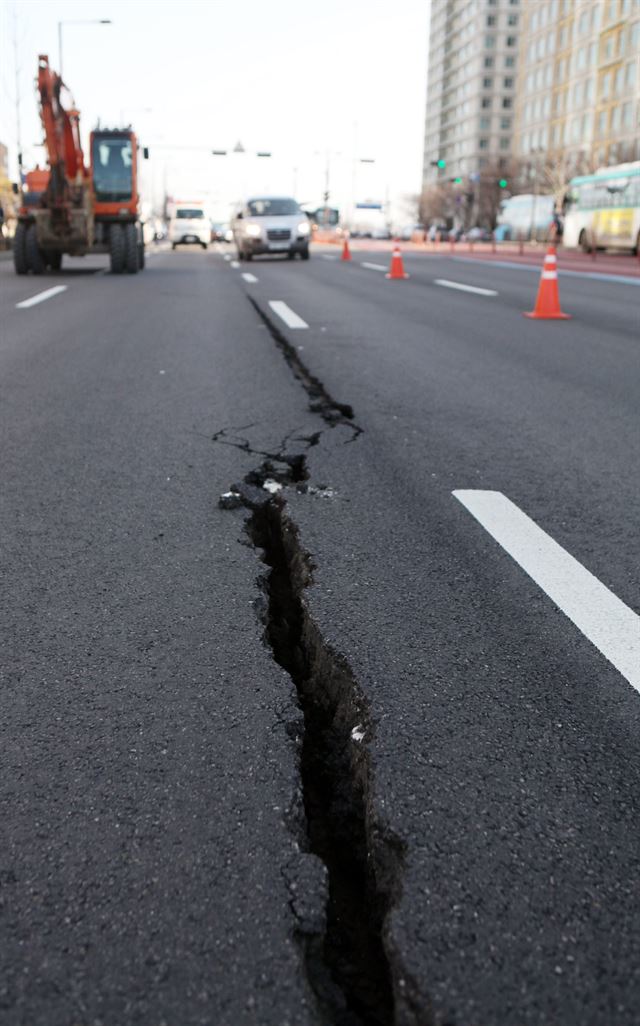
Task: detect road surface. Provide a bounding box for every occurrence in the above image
[2,243,639,1026]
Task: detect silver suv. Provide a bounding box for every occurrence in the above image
[232,197,310,261]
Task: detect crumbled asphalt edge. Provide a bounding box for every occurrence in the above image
[246,295,363,442]
[217,460,430,1024]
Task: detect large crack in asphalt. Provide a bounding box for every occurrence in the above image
[247,296,363,442]
[214,297,430,1024]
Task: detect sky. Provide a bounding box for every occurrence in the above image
[0,0,430,225]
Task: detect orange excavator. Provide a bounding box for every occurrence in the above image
[14,55,147,275]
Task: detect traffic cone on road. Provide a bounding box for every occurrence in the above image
[386,245,409,280]
[524,246,571,319]
[341,236,352,262]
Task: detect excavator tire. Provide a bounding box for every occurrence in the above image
[26,224,46,275]
[13,223,28,275]
[109,224,125,273]
[124,223,139,274]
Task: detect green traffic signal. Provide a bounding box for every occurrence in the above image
[454,176,463,184]
[498,178,508,188]
[437,158,446,169]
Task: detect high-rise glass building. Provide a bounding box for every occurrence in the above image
[423,0,521,186]
[513,0,640,173]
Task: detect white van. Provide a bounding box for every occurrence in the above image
[169,204,209,249]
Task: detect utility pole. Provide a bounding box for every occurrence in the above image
[12,8,23,181]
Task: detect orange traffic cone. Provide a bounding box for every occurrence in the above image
[386,245,409,280]
[341,236,352,262]
[524,246,571,319]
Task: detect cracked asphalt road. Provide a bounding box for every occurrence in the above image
[1,245,639,1026]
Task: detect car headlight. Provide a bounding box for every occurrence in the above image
[245,223,261,238]
[297,221,310,235]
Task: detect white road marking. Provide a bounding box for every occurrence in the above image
[242,273,258,283]
[322,254,338,261]
[453,490,640,693]
[361,262,387,272]
[451,256,640,286]
[268,300,308,329]
[16,285,67,309]
[435,278,497,296]
[230,260,240,268]
[224,254,232,262]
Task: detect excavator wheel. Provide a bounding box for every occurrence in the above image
[26,224,45,275]
[13,223,28,275]
[109,224,125,273]
[124,223,139,274]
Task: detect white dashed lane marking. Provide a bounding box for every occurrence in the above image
[435,279,497,296]
[268,301,308,330]
[16,285,67,309]
[242,273,258,283]
[361,262,387,272]
[453,490,640,693]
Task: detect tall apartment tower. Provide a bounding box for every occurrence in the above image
[513,0,640,173]
[423,0,521,185]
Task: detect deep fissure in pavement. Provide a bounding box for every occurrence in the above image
[248,296,363,440]
[248,497,401,1026]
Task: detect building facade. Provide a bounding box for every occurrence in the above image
[423,0,522,186]
[513,0,640,175]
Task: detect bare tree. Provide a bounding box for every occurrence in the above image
[418,183,450,227]
[541,150,599,209]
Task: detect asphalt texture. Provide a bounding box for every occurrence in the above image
[2,242,639,1026]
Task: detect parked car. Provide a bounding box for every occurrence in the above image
[466,226,493,242]
[427,223,449,241]
[231,196,310,260]
[400,223,425,241]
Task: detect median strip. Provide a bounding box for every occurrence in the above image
[16,285,67,309]
[453,490,640,693]
[435,279,497,296]
[268,300,308,330]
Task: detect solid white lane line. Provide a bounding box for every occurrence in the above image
[268,300,308,330]
[453,490,640,693]
[361,262,387,272]
[435,279,497,296]
[242,273,258,283]
[16,285,67,309]
[230,260,240,269]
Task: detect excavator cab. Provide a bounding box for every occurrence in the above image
[90,129,147,273]
[91,130,138,217]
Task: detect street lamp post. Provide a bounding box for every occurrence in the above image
[58,19,112,77]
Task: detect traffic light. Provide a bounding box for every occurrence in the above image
[323,190,330,202]
[453,176,463,184]
[437,158,446,169]
[498,178,508,189]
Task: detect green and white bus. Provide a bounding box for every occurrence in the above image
[564,162,640,254]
